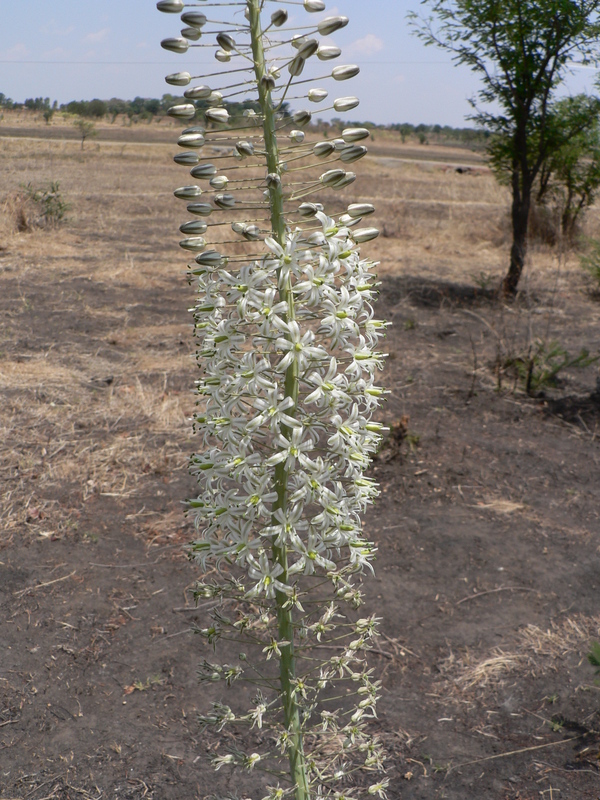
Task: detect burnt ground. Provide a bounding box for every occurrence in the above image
[1,129,600,799]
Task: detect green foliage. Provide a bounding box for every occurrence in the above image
[73,117,98,150]
[504,339,598,396]
[410,0,600,294]
[580,238,600,291]
[22,181,70,227]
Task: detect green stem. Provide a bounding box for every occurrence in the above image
[247,3,309,799]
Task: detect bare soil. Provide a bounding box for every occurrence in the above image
[1,117,600,800]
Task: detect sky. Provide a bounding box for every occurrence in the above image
[0,0,598,127]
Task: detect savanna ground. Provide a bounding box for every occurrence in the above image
[1,111,600,800]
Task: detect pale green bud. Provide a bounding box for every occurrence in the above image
[180,236,206,252]
[177,132,205,148]
[174,151,201,166]
[320,168,346,187]
[180,220,207,235]
[157,0,184,12]
[181,11,207,28]
[347,202,375,217]
[214,193,236,209]
[339,213,362,227]
[167,103,196,119]
[288,55,306,77]
[205,107,229,124]
[289,130,305,143]
[334,96,359,112]
[298,202,320,218]
[308,88,328,102]
[231,221,246,234]
[332,64,360,81]
[271,9,288,26]
[340,144,367,163]
[352,227,379,243]
[236,140,255,157]
[317,45,341,61]
[293,109,312,126]
[191,163,217,179]
[187,202,213,216]
[161,37,189,54]
[266,173,282,188]
[195,250,226,267]
[207,91,224,106]
[292,35,308,49]
[181,26,201,41]
[332,171,356,188]
[261,73,276,90]
[304,0,326,10]
[217,33,235,51]
[174,185,202,200]
[343,127,370,142]
[297,38,319,59]
[210,175,229,190]
[243,224,261,241]
[314,141,335,158]
[184,85,212,99]
[165,71,191,86]
[318,15,349,35]
[215,49,231,62]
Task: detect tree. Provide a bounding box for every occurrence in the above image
[73,117,97,150]
[410,0,600,296]
[536,95,600,241]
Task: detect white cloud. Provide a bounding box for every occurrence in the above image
[84,28,110,43]
[346,33,384,57]
[5,43,29,59]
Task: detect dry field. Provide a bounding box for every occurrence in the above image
[1,116,600,799]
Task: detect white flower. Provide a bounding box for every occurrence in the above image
[246,552,292,598]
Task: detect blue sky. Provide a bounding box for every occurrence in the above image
[0,0,597,126]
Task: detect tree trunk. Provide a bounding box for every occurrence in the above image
[502,168,531,297]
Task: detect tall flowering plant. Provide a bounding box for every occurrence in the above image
[157,1,389,798]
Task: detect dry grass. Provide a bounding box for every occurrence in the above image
[440,616,600,693]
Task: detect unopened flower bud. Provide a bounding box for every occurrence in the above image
[261,73,276,90]
[178,132,206,148]
[205,107,229,124]
[179,236,206,251]
[298,202,319,217]
[180,220,208,235]
[339,213,362,227]
[231,221,246,234]
[333,138,346,150]
[181,26,201,41]
[347,202,375,217]
[167,103,196,119]
[340,144,367,163]
[243,224,261,241]
[332,171,356,189]
[297,39,319,59]
[181,11,207,28]
[271,9,288,26]
[320,168,346,187]
[332,64,360,81]
[289,130,305,144]
[184,85,212,99]
[266,173,281,188]
[174,185,202,200]
[342,127,370,142]
[352,227,379,243]
[187,202,213,216]
[317,45,341,61]
[318,15,349,35]
[161,37,189,54]
[308,88,328,103]
[236,140,255,157]
[191,163,217,179]
[207,91,224,106]
[291,35,308,49]
[214,193,236,209]
[313,141,335,158]
[195,250,226,267]
[157,0,184,12]
[293,109,312,126]
[304,0,326,10]
[217,33,235,51]
[210,175,229,190]
[174,151,201,166]
[333,96,359,112]
[288,55,306,77]
[165,71,191,86]
[215,49,231,62]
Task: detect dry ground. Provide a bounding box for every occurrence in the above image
[1,116,600,799]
